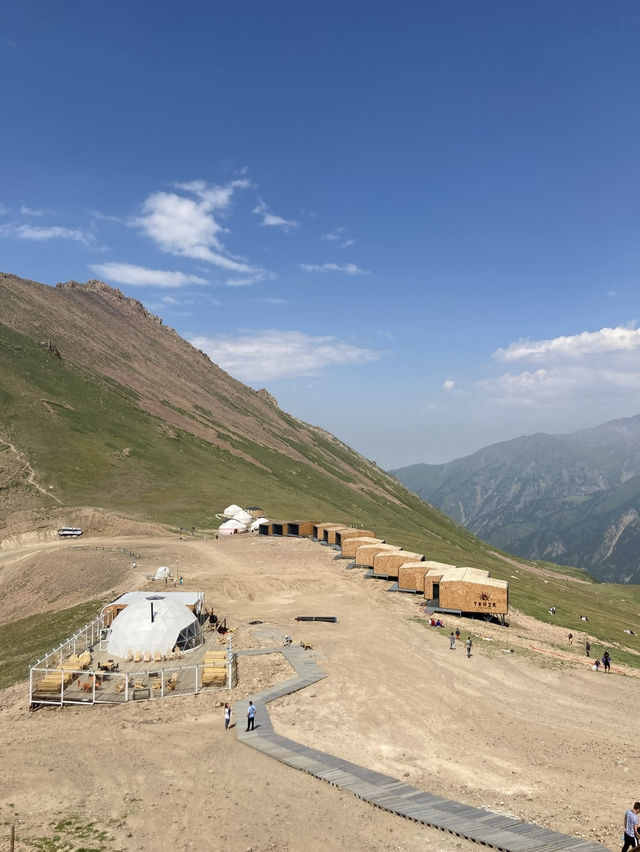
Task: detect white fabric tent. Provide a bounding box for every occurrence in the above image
[223,503,242,518]
[154,565,171,580]
[218,518,247,535]
[232,509,252,525]
[107,596,203,658]
[249,517,268,532]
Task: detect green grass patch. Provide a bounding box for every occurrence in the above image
[0,599,108,690]
[30,814,113,851]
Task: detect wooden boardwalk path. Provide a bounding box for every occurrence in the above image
[234,647,608,851]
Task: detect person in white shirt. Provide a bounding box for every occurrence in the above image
[622,802,640,852]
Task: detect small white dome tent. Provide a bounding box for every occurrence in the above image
[223,503,242,518]
[107,596,204,658]
[154,566,171,580]
[218,518,247,535]
[232,509,252,525]
[249,517,268,532]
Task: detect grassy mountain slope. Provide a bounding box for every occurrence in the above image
[0,272,514,566]
[4,271,640,677]
[392,421,640,583]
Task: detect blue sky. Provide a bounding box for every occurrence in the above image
[2,1,640,467]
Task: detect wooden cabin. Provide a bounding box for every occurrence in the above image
[397,562,430,593]
[354,542,402,568]
[313,523,344,541]
[339,536,384,559]
[423,565,508,617]
[286,520,317,537]
[258,520,287,536]
[334,528,374,547]
[397,559,456,593]
[324,525,358,545]
[372,551,424,579]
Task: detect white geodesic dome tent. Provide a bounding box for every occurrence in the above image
[107,595,204,658]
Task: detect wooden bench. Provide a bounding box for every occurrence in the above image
[202,665,226,686]
[203,651,227,661]
[35,677,63,693]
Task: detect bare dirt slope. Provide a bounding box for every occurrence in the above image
[0,530,633,851]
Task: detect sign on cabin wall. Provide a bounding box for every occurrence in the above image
[472,592,499,610]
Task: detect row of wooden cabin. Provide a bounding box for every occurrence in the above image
[258,520,508,618]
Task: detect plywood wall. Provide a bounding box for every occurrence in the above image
[354,542,402,567]
[372,551,424,578]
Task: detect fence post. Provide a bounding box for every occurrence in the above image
[226,636,233,689]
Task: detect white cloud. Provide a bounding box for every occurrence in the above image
[20,205,55,217]
[322,228,355,248]
[132,180,258,275]
[493,325,640,362]
[443,379,455,391]
[447,323,640,413]
[223,270,275,287]
[321,228,344,241]
[253,198,298,230]
[90,209,125,224]
[298,262,369,275]
[89,262,208,288]
[224,276,258,287]
[189,330,382,381]
[254,297,287,304]
[0,222,94,245]
[174,178,250,210]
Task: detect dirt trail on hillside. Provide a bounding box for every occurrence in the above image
[0,435,63,503]
[0,530,632,851]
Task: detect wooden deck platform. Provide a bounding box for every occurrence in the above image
[234,646,608,852]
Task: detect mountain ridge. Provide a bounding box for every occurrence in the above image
[391,416,640,583]
[2,271,509,580]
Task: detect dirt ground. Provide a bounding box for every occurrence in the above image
[0,525,635,851]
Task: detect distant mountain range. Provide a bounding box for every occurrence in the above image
[391,417,640,583]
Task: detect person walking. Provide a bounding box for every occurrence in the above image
[224,702,231,730]
[246,700,256,731]
[585,641,591,658]
[568,633,573,645]
[466,637,472,658]
[602,651,611,672]
[449,632,456,650]
[621,802,640,852]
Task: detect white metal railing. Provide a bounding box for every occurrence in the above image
[30,614,106,671]
[29,637,237,707]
